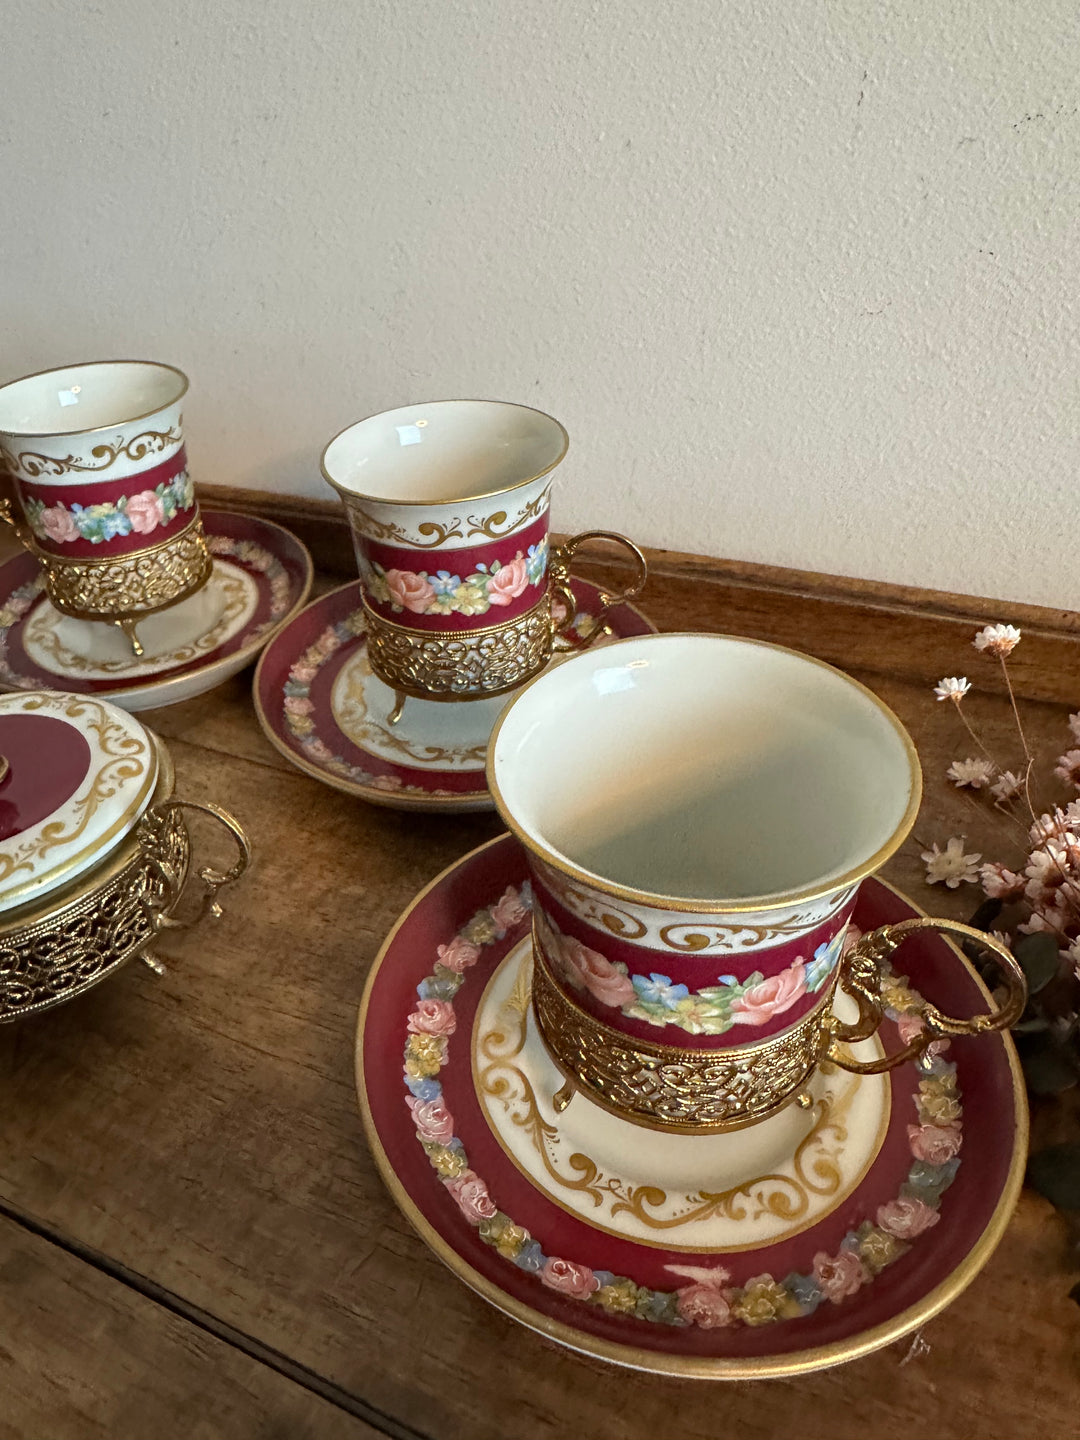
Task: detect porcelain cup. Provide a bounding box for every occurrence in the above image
[0,360,212,653]
[321,400,647,711]
[488,633,1026,1133]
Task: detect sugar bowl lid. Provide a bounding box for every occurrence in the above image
[0,691,159,914]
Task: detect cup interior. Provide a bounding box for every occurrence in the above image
[0,361,187,437]
[322,400,567,505]
[489,634,921,906]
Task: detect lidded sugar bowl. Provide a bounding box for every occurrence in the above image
[0,690,250,1020]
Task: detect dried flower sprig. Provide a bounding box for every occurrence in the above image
[925,622,1080,1237]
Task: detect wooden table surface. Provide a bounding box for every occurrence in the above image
[2,534,1078,1440]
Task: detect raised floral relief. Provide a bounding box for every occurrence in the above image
[401,881,965,1333]
[24,470,195,546]
[363,537,548,618]
[535,909,847,1035]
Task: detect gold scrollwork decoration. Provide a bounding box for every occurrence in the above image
[23,570,250,676]
[657,913,827,952]
[536,858,850,952]
[343,502,464,549]
[5,427,183,479]
[530,946,826,1132]
[477,954,854,1235]
[332,649,489,764]
[464,484,552,540]
[35,518,212,621]
[362,593,555,700]
[0,697,150,895]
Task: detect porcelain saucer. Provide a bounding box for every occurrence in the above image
[0,509,313,712]
[356,834,1027,1378]
[253,579,656,812]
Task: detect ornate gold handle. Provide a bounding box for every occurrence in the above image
[0,498,35,556]
[147,799,252,935]
[820,917,1027,1075]
[548,529,648,649]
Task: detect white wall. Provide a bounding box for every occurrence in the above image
[4,0,1079,606]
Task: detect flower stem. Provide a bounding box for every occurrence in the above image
[952,698,998,767]
[999,655,1036,819]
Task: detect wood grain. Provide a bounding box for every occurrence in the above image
[0,1211,387,1440]
[0,496,1077,1437]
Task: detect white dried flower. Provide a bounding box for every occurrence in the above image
[1069,714,1080,743]
[922,837,982,888]
[990,770,1024,803]
[1018,905,1068,939]
[934,676,971,703]
[1054,749,1080,790]
[1030,809,1072,846]
[973,624,1021,657]
[946,757,995,789]
[980,862,1026,901]
[1067,937,1080,983]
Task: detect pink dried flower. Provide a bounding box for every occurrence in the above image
[946,757,995,789]
[1054,750,1080,790]
[921,838,981,888]
[980,862,1025,901]
[1030,810,1073,846]
[934,676,971,703]
[990,770,1024,803]
[973,624,1021,657]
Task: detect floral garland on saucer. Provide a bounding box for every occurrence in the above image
[402,888,963,1331]
[281,610,458,797]
[0,575,46,688]
[537,909,845,1036]
[364,537,548,618]
[25,470,195,545]
[205,533,293,635]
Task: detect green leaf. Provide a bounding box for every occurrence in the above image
[1028,1144,1080,1210]
[1012,932,1060,994]
[1020,1035,1079,1095]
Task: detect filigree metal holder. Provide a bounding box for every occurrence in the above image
[0,798,251,1021]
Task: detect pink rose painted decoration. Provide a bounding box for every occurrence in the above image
[405,1096,456,1145]
[23,469,195,547]
[812,1249,870,1302]
[436,936,482,973]
[539,1257,600,1298]
[876,1195,942,1240]
[485,554,530,605]
[39,505,80,544]
[401,879,968,1335]
[364,538,549,620]
[444,1169,499,1223]
[386,569,437,614]
[906,1121,963,1164]
[674,1282,735,1329]
[730,963,808,1025]
[126,489,167,533]
[490,886,530,931]
[407,999,458,1037]
[534,909,846,1036]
